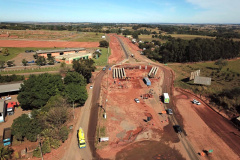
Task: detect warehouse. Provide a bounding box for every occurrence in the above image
[36,48,86,58]
[55,52,92,64]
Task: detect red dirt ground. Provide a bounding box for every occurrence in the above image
[0,40,99,48]
[96,65,168,159]
[108,34,125,64]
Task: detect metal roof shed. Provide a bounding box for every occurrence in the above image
[143,77,151,86]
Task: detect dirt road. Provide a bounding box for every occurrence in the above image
[62,71,105,160]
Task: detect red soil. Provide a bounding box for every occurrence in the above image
[0,40,99,48]
[108,34,125,64]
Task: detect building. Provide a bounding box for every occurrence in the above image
[36,48,92,64]
[55,52,92,64]
[0,99,6,123]
[36,48,86,58]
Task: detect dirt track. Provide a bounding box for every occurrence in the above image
[0,40,99,48]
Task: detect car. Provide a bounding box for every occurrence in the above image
[102,67,106,71]
[4,96,12,100]
[134,98,140,103]
[90,85,93,89]
[166,108,173,115]
[192,99,201,105]
[78,127,86,149]
[173,125,182,133]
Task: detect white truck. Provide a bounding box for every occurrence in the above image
[163,93,169,103]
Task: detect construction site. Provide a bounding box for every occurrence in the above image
[96,64,178,159]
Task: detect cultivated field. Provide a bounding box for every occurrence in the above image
[169,34,214,40]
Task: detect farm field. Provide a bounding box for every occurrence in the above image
[169,34,214,40]
[168,58,240,94]
[138,35,166,43]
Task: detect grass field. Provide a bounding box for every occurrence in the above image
[138,35,167,43]
[0,47,59,62]
[68,32,105,42]
[168,59,240,95]
[169,34,214,40]
[93,47,111,66]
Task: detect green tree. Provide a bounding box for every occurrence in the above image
[0,61,5,68]
[6,61,14,67]
[11,114,30,141]
[47,55,55,65]
[215,58,228,71]
[0,146,13,160]
[41,138,51,154]
[36,56,46,66]
[64,71,86,86]
[3,48,10,56]
[65,83,88,106]
[99,40,109,48]
[22,59,28,66]
[59,126,69,143]
[72,59,96,83]
[17,74,64,110]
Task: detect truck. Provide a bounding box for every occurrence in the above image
[3,128,11,146]
[7,102,17,115]
[78,127,86,149]
[163,93,169,103]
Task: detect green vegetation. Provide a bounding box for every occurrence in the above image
[169,34,214,40]
[0,146,13,160]
[72,59,96,83]
[99,40,109,48]
[0,74,24,83]
[169,59,240,115]
[93,48,111,66]
[69,32,105,42]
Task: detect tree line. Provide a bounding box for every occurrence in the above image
[144,37,240,63]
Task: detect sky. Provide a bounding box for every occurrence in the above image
[0,0,240,23]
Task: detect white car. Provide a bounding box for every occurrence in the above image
[5,96,12,100]
[90,85,93,89]
[134,98,140,103]
[192,99,201,105]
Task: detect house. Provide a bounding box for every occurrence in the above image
[0,99,6,123]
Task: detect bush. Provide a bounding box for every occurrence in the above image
[99,40,109,48]
[42,138,51,154]
[50,138,61,149]
[33,147,41,158]
[59,126,69,143]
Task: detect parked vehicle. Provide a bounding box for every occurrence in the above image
[166,108,173,115]
[78,127,86,149]
[192,99,201,105]
[3,128,11,146]
[4,96,11,100]
[102,67,106,71]
[173,125,182,133]
[90,85,93,89]
[134,98,140,103]
[163,93,169,103]
[7,102,17,115]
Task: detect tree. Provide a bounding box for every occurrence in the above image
[17,74,64,110]
[72,59,96,83]
[47,55,55,65]
[3,48,10,56]
[36,56,46,66]
[22,59,28,66]
[0,61,5,68]
[215,58,228,71]
[99,40,109,48]
[11,114,31,141]
[64,71,86,86]
[6,61,14,67]
[65,83,88,106]
[0,146,13,160]
[41,138,51,154]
